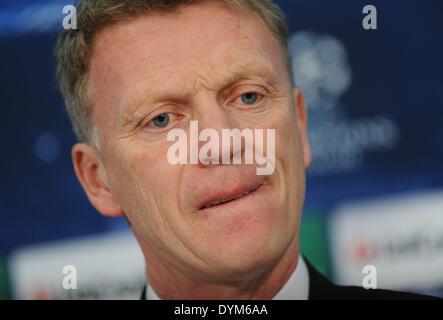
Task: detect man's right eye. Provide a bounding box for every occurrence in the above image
[151,113,170,128]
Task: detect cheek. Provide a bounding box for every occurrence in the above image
[272,107,306,206]
[106,146,188,247]
[130,149,182,211]
[105,144,179,215]
[101,144,204,268]
[263,105,302,162]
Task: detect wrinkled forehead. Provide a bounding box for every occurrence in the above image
[88,2,289,128]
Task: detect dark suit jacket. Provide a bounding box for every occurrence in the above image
[141,258,440,300]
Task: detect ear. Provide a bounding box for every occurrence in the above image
[72,143,123,217]
[293,87,312,169]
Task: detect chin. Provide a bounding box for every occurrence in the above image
[199,220,292,279]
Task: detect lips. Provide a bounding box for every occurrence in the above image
[198,183,262,211]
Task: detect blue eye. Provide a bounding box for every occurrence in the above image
[152,113,170,128]
[241,92,259,105]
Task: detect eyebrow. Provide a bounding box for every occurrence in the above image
[222,64,282,89]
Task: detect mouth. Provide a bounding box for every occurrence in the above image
[199,185,261,210]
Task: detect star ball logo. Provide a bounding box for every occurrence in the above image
[166,121,275,176]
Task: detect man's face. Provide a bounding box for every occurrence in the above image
[86,2,310,281]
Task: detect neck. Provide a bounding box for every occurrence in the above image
[140,236,300,300]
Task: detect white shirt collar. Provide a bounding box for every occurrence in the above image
[272,255,309,300]
[146,255,309,300]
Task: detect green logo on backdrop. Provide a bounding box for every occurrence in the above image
[0,256,10,300]
[299,209,331,278]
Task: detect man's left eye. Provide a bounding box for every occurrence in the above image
[240,92,260,105]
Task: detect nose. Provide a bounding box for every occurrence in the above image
[191,97,245,168]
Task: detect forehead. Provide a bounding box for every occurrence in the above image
[89,2,287,121]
